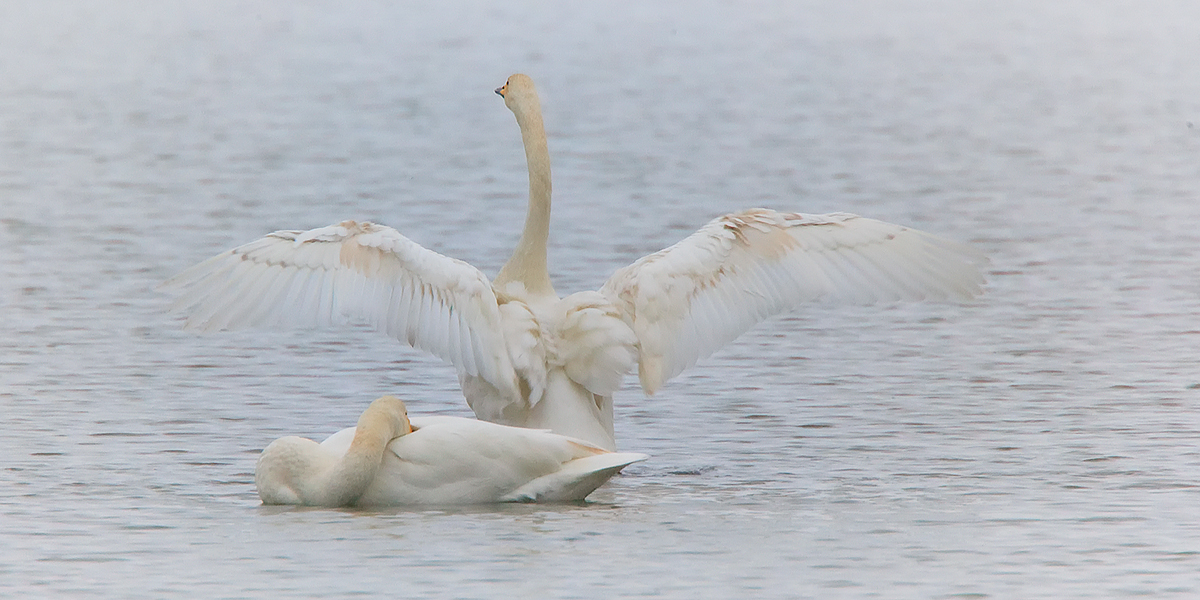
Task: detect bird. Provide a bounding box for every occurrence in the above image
[164,74,987,451]
[254,395,647,506]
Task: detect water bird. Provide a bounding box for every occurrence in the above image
[165,74,987,451]
[255,395,647,506]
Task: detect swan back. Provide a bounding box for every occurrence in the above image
[317,414,645,505]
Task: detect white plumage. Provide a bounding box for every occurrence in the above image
[255,395,647,506]
[167,221,524,401]
[164,74,987,451]
[600,209,986,393]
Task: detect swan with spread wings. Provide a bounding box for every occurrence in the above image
[164,74,986,451]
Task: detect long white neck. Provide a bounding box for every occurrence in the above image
[313,414,393,506]
[495,87,556,298]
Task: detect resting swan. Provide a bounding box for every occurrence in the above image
[165,74,987,451]
[255,395,647,506]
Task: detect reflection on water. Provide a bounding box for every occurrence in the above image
[3,1,1200,597]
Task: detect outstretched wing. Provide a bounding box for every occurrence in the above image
[600,209,988,394]
[162,220,520,398]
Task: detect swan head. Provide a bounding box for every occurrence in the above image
[495,74,540,116]
[365,395,413,439]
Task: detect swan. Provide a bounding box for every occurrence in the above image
[164,74,987,451]
[255,395,648,506]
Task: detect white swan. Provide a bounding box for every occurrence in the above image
[165,74,987,451]
[255,395,648,506]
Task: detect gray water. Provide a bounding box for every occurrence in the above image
[3,1,1199,597]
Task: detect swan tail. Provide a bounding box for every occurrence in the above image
[501,452,648,503]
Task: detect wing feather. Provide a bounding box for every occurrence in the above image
[550,292,638,398]
[600,209,987,394]
[162,220,519,397]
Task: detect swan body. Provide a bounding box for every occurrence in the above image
[166,74,987,451]
[255,395,648,506]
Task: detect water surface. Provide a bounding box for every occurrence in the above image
[3,1,1199,598]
